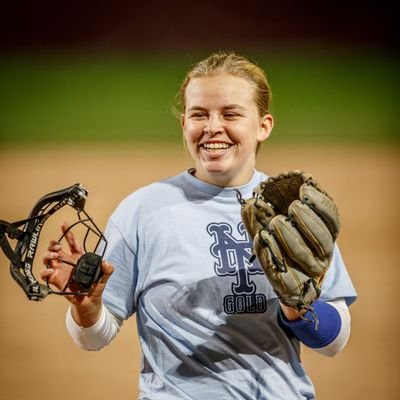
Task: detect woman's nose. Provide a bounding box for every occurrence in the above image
[204,115,224,136]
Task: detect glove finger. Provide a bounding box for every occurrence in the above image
[241,197,275,240]
[289,200,334,259]
[278,268,321,308]
[254,229,286,274]
[270,215,329,277]
[255,231,320,307]
[300,184,340,240]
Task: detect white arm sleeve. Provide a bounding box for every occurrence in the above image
[66,304,123,351]
[313,298,351,357]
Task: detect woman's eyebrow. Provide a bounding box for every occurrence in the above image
[187,106,208,112]
[187,104,246,112]
[222,104,246,111]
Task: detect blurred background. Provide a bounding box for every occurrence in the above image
[0,1,398,399]
[0,0,398,146]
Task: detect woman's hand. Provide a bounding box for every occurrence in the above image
[279,302,307,321]
[41,222,114,327]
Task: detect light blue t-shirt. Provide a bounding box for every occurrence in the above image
[102,170,357,400]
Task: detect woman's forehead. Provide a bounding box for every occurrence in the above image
[185,74,256,105]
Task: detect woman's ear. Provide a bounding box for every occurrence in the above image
[180,113,185,130]
[257,113,274,142]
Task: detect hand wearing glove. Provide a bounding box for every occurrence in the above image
[238,171,340,315]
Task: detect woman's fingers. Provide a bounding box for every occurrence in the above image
[44,241,64,266]
[102,260,114,275]
[88,261,114,297]
[40,267,54,280]
[43,249,60,266]
[44,223,85,265]
[47,240,62,252]
[61,222,83,255]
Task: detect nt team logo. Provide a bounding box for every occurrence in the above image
[207,222,267,314]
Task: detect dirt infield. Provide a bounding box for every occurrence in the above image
[0,143,399,400]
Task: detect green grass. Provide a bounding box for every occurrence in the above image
[0,50,398,146]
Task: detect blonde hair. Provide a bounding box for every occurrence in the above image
[178,51,272,117]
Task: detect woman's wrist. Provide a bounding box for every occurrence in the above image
[71,301,103,328]
[278,300,343,349]
[279,302,307,321]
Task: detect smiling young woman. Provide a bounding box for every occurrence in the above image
[181,73,273,187]
[42,51,357,400]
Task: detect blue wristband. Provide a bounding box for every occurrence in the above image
[279,301,342,349]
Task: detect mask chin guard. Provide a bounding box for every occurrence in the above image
[0,183,107,301]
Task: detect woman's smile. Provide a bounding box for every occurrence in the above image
[181,73,273,187]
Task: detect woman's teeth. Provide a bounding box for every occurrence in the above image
[202,143,230,150]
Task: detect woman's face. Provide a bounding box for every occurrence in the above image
[181,74,273,187]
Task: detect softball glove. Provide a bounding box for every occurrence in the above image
[238,171,340,311]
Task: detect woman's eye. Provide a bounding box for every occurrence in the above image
[224,112,239,119]
[190,113,207,119]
